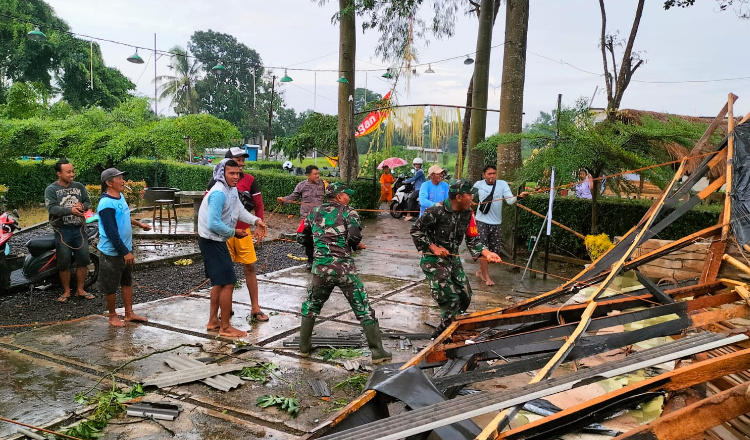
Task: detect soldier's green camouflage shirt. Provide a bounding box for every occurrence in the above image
[410,199,485,258]
[297,201,363,266]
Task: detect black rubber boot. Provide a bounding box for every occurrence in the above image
[362,320,392,364]
[299,315,315,357]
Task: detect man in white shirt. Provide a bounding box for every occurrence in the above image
[473,165,527,286]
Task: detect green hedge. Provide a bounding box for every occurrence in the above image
[0,159,379,217]
[514,195,722,260]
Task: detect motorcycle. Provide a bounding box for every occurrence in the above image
[389,176,418,219]
[0,209,100,293]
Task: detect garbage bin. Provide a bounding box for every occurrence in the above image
[144,187,179,205]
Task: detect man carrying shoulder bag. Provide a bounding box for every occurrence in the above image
[472,165,527,286]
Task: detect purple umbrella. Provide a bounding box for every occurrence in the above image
[377,157,408,170]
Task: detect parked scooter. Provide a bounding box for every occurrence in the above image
[389,175,418,219]
[0,209,99,293]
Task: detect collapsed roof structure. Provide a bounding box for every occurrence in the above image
[307,94,750,440]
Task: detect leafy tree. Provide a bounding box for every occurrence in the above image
[354,88,382,114]
[155,45,201,115]
[274,112,338,161]
[57,38,134,110]
[0,0,67,93]
[273,107,307,138]
[190,30,265,140]
[0,0,134,109]
[2,81,47,119]
[478,99,713,233]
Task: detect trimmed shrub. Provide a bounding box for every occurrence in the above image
[0,159,379,218]
[514,195,721,260]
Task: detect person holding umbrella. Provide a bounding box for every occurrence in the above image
[379,165,395,205]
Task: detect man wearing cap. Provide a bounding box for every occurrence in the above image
[45,159,93,302]
[206,147,268,322]
[417,164,450,218]
[97,168,152,327]
[410,179,503,338]
[296,182,392,364]
[199,159,267,338]
[277,165,326,270]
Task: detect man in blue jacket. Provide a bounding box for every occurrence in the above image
[97,168,152,327]
[418,164,450,217]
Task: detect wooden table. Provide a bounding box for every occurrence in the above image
[176,191,204,227]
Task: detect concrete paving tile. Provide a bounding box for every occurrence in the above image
[259,266,309,287]
[384,283,515,312]
[3,319,211,383]
[332,298,442,334]
[236,281,309,313]
[131,296,302,345]
[171,351,359,434]
[0,347,101,439]
[358,274,414,297]
[101,396,296,440]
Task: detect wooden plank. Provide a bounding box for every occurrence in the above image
[722,93,736,240]
[690,303,750,328]
[687,100,730,159]
[701,238,727,284]
[498,346,750,440]
[613,382,750,440]
[734,285,750,307]
[516,203,586,240]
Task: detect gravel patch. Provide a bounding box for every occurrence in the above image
[0,227,306,337]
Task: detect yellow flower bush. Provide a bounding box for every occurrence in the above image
[584,233,614,261]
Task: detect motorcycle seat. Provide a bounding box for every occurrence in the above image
[26,234,56,256]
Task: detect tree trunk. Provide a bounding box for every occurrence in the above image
[459,74,474,179]
[496,0,529,181]
[467,0,495,182]
[338,0,357,182]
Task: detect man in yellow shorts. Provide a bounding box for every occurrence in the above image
[206,147,269,322]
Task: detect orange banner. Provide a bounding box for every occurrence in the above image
[355,91,391,138]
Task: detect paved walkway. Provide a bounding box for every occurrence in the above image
[0,215,567,439]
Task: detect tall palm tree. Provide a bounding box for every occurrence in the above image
[154,45,201,115]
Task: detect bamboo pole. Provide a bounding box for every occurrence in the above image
[516,203,585,240]
[722,93,737,240]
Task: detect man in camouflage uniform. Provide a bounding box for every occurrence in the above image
[296,182,392,364]
[410,180,503,338]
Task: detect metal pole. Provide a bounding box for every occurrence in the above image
[90,40,94,90]
[512,183,522,265]
[348,94,354,183]
[314,72,317,111]
[555,93,562,147]
[252,70,256,108]
[154,32,158,186]
[542,167,556,280]
[266,75,275,159]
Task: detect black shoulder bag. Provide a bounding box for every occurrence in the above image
[478,182,496,215]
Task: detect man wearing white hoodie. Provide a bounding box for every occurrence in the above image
[198,159,267,338]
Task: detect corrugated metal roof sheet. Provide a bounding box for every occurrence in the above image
[164,355,244,392]
[143,362,248,389]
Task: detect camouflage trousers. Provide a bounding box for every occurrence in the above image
[301,261,376,325]
[420,255,472,322]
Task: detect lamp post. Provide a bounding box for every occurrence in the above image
[266,75,275,159]
[127,33,160,186]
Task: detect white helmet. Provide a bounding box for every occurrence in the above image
[282,161,294,170]
[412,157,423,165]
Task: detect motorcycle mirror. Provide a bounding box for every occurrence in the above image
[11,209,19,219]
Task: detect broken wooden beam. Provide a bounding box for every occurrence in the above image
[613,382,750,440]
[498,344,750,440]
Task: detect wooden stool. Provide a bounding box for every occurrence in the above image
[152,199,177,229]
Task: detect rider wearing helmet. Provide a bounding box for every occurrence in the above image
[403,158,425,221]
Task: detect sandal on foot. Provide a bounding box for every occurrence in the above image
[251,312,270,322]
[77,293,95,300]
[57,294,71,303]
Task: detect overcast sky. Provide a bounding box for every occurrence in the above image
[43,0,750,130]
